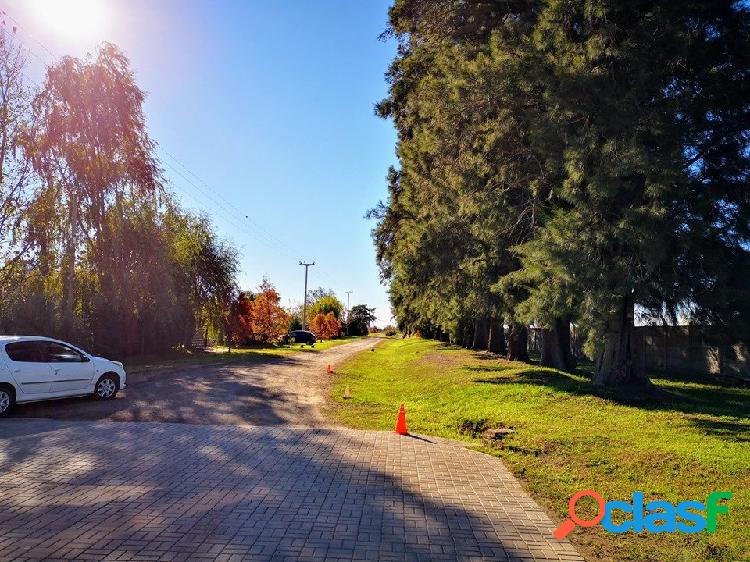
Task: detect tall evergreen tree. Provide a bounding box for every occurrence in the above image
[372,0,543,356]
[510,0,750,385]
[374,0,750,387]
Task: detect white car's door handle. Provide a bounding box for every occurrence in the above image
[53,368,61,374]
[12,369,20,374]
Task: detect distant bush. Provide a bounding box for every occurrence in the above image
[310,312,340,340]
[384,325,397,336]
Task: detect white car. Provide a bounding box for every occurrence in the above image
[0,336,127,416]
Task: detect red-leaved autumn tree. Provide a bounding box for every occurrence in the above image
[249,280,290,343]
[229,291,255,344]
[310,312,340,340]
[230,279,289,344]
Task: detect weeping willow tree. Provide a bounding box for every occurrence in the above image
[0,38,238,356]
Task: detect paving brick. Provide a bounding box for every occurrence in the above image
[0,420,582,561]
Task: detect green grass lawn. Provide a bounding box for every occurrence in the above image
[126,336,362,373]
[327,337,750,562]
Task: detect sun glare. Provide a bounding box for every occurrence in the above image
[28,0,107,37]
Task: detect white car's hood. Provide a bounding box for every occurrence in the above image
[92,356,124,370]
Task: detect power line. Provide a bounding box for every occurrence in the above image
[159,155,290,253]
[0,10,56,61]
[0,11,57,71]
[159,147,298,258]
[1,11,297,258]
[162,157,344,292]
[2,10,349,296]
[0,16,292,256]
[157,150,344,292]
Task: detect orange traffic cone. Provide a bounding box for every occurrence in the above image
[395,403,408,435]
[326,364,334,374]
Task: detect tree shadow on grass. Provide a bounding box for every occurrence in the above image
[430,343,466,352]
[465,364,535,374]
[686,417,750,443]
[0,420,577,561]
[470,364,750,420]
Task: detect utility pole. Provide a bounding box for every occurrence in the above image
[299,261,315,329]
[344,291,353,335]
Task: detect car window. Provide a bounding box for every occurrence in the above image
[44,342,85,363]
[5,341,47,363]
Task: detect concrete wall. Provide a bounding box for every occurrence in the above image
[635,325,749,380]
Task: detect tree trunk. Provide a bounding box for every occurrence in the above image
[541,316,576,371]
[507,323,529,362]
[462,323,473,348]
[593,295,649,386]
[63,188,78,338]
[488,318,506,355]
[472,317,489,350]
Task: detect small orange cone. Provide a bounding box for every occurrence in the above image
[326,364,334,374]
[395,403,408,435]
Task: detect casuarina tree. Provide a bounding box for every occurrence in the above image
[373,0,750,387]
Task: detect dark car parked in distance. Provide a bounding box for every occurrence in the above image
[281,330,317,345]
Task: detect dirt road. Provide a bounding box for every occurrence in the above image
[8,338,378,426]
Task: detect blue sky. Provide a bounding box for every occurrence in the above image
[2,0,397,324]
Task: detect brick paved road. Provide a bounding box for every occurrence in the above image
[0,420,582,561]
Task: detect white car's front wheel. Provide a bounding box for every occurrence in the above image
[94,374,119,400]
[0,385,15,416]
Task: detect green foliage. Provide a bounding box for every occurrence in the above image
[306,286,335,303]
[371,0,560,344]
[372,0,750,381]
[0,38,238,357]
[347,304,376,336]
[308,294,343,320]
[0,32,31,285]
